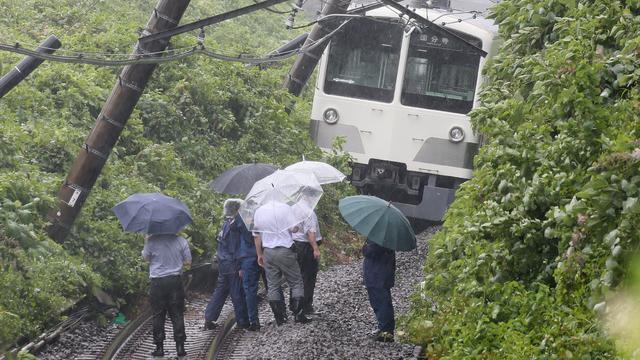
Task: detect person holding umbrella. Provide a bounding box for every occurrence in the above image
[290,207,322,315]
[112,193,193,357]
[239,170,323,326]
[208,163,277,328]
[362,239,396,342]
[284,158,344,315]
[338,195,417,343]
[203,199,251,331]
[253,201,312,325]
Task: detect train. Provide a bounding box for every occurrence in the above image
[310,4,498,221]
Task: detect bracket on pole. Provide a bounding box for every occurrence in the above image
[139,0,290,43]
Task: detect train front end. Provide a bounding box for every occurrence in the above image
[310,8,497,221]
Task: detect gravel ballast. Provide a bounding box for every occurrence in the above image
[35,227,435,359]
[246,227,435,360]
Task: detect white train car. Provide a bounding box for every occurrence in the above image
[310,6,498,221]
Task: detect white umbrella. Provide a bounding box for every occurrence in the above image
[239,170,323,233]
[253,201,297,234]
[285,160,346,185]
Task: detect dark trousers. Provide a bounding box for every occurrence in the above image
[205,270,249,326]
[240,258,260,325]
[294,241,319,309]
[366,286,395,333]
[150,275,186,344]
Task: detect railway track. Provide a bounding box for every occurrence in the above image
[33,226,432,360]
[29,261,272,360]
[24,264,225,360]
[210,301,272,359]
[99,291,234,360]
[96,262,268,360]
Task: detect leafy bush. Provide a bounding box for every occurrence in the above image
[406,0,640,357]
[0,0,355,349]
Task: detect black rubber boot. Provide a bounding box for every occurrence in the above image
[292,297,312,324]
[288,290,294,313]
[303,302,315,315]
[373,330,395,343]
[151,343,164,357]
[176,341,187,357]
[269,300,287,326]
[204,320,216,330]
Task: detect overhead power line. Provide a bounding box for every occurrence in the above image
[0,19,350,67]
[0,43,297,66]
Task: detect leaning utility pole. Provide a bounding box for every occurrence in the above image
[0,35,61,98]
[283,0,351,96]
[47,0,191,242]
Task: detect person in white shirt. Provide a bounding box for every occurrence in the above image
[291,211,322,315]
[253,202,311,325]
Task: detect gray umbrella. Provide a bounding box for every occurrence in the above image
[209,163,278,195]
[112,192,193,235]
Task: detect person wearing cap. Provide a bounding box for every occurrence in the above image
[291,210,322,315]
[203,199,250,331]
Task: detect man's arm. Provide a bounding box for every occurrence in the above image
[254,234,264,267]
[181,238,192,269]
[307,231,320,260]
[142,236,151,262]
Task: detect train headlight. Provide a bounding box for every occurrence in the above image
[323,108,339,124]
[448,126,465,143]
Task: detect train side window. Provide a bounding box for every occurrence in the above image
[401,29,482,114]
[323,18,403,103]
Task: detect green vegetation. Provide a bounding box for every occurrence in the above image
[0,0,354,349]
[406,0,640,357]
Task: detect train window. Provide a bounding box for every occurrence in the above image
[401,29,482,114]
[324,18,403,103]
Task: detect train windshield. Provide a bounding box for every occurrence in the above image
[401,29,482,114]
[324,18,403,103]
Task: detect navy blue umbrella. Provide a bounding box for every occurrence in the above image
[112,193,193,235]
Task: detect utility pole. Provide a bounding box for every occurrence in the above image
[0,35,61,98]
[283,0,351,96]
[47,0,191,242]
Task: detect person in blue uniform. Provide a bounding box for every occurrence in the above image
[236,199,262,331]
[362,239,396,342]
[204,199,249,330]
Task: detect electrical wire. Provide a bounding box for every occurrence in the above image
[1,0,492,68]
[0,43,302,66]
[252,0,292,14]
[430,10,479,23]
[0,15,356,67]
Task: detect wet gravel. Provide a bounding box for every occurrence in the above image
[36,321,124,360]
[34,226,435,359]
[247,226,436,360]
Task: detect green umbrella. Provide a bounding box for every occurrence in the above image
[338,195,416,251]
